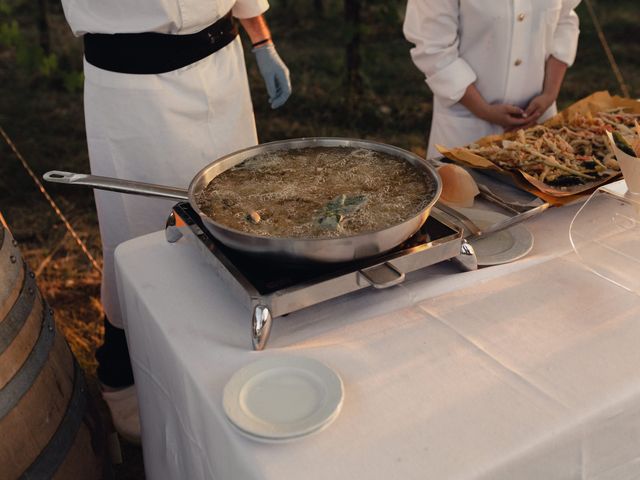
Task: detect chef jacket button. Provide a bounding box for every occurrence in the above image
[517,13,525,21]
[514,59,523,66]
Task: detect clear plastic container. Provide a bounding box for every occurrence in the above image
[569,180,640,294]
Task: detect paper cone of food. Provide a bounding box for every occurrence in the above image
[605,130,640,194]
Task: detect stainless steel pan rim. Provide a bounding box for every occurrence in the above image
[187,137,442,242]
[44,137,442,263]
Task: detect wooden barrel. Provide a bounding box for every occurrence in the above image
[0,222,110,479]
[0,222,24,321]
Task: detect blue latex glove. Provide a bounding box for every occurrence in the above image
[253,44,291,109]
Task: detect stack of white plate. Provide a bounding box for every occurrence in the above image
[223,356,344,442]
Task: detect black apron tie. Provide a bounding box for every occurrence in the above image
[83,10,238,75]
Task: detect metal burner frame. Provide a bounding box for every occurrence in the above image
[165,203,476,350]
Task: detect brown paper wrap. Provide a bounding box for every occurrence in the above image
[437,91,640,206]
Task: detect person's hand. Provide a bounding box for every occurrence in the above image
[505,93,557,131]
[519,92,556,127]
[253,44,291,109]
[479,103,530,130]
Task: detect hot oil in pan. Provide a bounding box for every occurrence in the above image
[195,146,437,239]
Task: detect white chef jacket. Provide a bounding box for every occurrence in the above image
[63,0,268,35]
[61,0,268,328]
[403,0,581,158]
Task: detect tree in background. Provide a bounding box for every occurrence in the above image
[0,0,83,91]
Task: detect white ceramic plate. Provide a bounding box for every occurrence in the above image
[456,208,534,266]
[223,356,344,442]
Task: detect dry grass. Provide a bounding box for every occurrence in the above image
[5,200,103,372]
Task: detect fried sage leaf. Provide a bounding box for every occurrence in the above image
[315,194,368,231]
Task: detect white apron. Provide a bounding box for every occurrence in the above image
[427,98,557,159]
[84,37,257,328]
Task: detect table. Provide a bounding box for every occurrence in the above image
[115,202,640,480]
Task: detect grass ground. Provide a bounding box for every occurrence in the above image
[1,1,639,478]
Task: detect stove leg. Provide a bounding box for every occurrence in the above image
[165,211,184,243]
[252,305,272,351]
[453,240,478,271]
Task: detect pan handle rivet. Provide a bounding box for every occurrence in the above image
[12,239,18,247]
[29,271,35,278]
[9,255,17,264]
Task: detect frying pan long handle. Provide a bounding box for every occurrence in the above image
[43,171,190,201]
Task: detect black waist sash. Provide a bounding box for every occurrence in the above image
[83,10,238,74]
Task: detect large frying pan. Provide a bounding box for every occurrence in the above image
[44,138,442,263]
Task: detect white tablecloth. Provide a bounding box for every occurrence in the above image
[115,203,640,480]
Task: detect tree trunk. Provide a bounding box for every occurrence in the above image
[314,0,324,17]
[344,0,363,106]
[36,0,50,54]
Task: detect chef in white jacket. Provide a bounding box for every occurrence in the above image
[60,0,291,443]
[403,0,581,159]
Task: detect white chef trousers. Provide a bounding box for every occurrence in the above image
[84,37,257,328]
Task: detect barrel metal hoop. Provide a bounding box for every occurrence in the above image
[0,263,37,355]
[20,359,88,480]
[0,301,55,419]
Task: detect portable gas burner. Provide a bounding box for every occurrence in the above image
[165,202,476,350]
